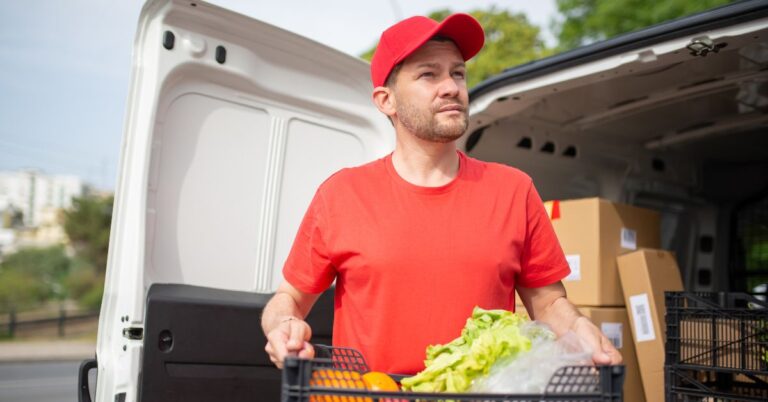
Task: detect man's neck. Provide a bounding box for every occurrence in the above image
[391,134,460,187]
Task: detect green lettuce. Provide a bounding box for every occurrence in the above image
[401,306,542,393]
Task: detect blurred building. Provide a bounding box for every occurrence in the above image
[0,170,85,256]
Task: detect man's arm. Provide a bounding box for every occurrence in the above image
[262,280,321,368]
[517,281,622,365]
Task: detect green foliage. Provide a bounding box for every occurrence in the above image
[0,194,112,314]
[464,8,553,88]
[64,258,101,300]
[63,195,113,273]
[0,246,72,312]
[2,245,71,279]
[0,269,50,313]
[0,246,71,294]
[359,7,552,88]
[555,0,734,50]
[79,282,104,311]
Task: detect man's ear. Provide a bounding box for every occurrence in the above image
[372,86,396,118]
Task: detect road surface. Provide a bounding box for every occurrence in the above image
[0,361,93,402]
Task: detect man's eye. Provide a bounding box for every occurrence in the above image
[453,71,466,79]
[419,72,434,78]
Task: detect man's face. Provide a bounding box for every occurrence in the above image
[390,40,469,143]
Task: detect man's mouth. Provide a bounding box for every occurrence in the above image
[436,104,465,113]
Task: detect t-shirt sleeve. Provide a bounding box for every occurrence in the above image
[282,188,337,294]
[516,180,571,288]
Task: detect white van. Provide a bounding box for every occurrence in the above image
[79,0,768,401]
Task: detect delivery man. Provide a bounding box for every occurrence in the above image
[262,13,622,374]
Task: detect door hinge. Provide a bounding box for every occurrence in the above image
[687,36,727,57]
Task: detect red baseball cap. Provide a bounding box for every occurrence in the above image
[370,13,485,88]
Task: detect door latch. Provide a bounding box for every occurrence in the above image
[122,327,144,340]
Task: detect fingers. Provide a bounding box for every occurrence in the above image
[572,316,622,366]
[298,341,315,359]
[601,335,623,365]
[265,329,289,369]
[591,332,623,365]
[286,319,305,352]
[265,318,313,369]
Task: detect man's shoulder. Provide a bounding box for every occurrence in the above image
[464,153,532,185]
[318,155,388,192]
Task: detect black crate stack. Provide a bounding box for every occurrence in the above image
[665,292,768,401]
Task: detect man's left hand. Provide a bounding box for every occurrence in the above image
[571,315,622,365]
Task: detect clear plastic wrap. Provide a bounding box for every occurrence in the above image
[470,322,593,394]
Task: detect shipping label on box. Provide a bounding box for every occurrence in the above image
[601,322,623,348]
[621,228,637,250]
[565,254,581,281]
[628,293,656,342]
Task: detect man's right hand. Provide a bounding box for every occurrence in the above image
[264,316,315,369]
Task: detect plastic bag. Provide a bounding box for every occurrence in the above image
[469,321,593,394]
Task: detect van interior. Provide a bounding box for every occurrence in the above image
[466,9,768,297]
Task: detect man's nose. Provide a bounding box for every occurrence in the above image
[437,75,460,98]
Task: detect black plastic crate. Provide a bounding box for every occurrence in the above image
[281,346,625,402]
[665,292,768,375]
[666,366,768,402]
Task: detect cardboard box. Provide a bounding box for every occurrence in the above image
[546,198,661,306]
[677,318,765,371]
[617,249,684,402]
[579,307,646,402]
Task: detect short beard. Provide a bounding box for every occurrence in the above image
[396,99,468,143]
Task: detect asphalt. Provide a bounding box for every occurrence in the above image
[0,340,95,362]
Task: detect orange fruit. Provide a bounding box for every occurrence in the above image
[309,368,369,402]
[361,372,399,391]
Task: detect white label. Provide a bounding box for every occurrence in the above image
[601,322,623,349]
[564,254,581,281]
[621,228,637,250]
[629,293,656,342]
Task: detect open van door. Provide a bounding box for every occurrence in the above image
[83,1,392,401]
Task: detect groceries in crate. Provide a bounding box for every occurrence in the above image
[471,330,593,393]
[400,306,592,393]
[309,368,399,402]
[361,372,399,391]
[285,346,624,401]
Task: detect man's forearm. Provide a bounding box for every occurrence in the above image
[535,295,586,336]
[517,281,584,335]
[518,281,622,364]
[261,292,306,335]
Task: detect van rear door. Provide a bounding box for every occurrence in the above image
[92,1,391,401]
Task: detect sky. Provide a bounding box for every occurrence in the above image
[0,0,558,191]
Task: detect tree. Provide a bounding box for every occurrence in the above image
[555,0,733,50]
[0,270,49,313]
[63,195,113,273]
[0,246,72,312]
[360,8,553,88]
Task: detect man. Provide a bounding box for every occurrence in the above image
[262,13,622,374]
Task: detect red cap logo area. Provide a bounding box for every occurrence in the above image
[370,13,486,88]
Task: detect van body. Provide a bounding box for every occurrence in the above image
[82,1,768,401]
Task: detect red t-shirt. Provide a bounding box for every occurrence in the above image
[283,151,570,374]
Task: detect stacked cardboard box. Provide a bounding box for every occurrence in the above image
[578,307,645,402]
[545,198,661,306]
[540,197,663,402]
[617,249,684,402]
